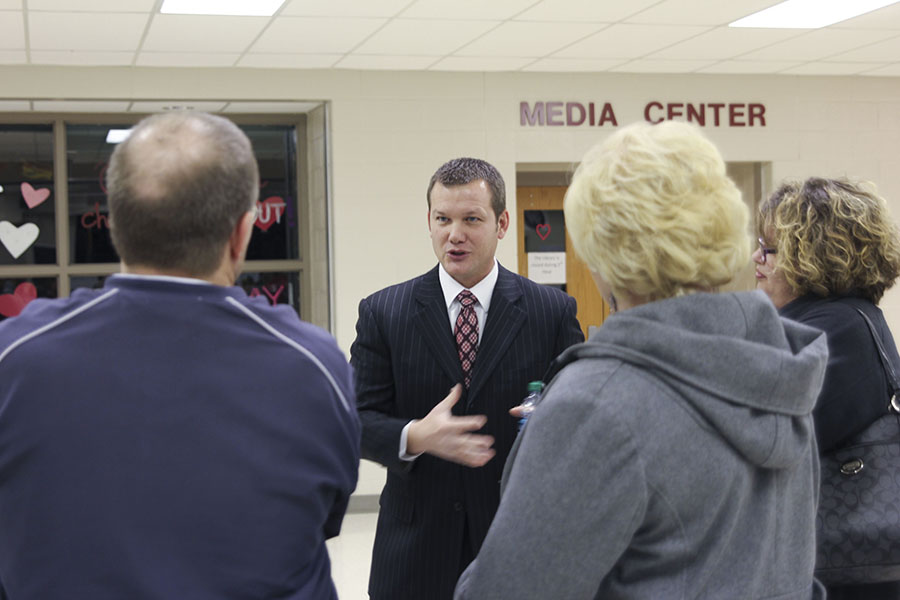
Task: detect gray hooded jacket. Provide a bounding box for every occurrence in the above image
[456,291,827,599]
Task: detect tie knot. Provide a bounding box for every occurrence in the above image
[457,290,477,308]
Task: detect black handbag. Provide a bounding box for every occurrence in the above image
[814,308,900,585]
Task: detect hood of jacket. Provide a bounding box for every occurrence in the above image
[550,290,827,469]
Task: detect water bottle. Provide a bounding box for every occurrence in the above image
[518,381,545,431]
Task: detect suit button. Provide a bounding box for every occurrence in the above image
[453,502,463,511]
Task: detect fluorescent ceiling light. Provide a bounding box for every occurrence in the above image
[160,0,286,17]
[730,0,900,28]
[106,129,132,144]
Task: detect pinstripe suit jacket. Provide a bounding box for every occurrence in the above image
[351,264,582,600]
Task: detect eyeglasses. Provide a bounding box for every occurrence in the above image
[758,237,777,260]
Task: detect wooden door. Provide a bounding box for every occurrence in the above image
[517,185,609,339]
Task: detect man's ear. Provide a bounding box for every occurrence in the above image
[229,209,255,261]
[496,209,510,240]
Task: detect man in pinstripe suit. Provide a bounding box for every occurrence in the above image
[351,157,583,600]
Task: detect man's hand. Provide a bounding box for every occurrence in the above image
[407,384,495,467]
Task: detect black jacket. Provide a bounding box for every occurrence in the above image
[780,293,900,452]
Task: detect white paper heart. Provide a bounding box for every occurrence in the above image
[0,221,40,259]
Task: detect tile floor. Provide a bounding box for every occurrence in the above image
[327,511,378,600]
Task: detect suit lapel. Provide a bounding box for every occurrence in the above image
[467,266,526,405]
[414,267,465,386]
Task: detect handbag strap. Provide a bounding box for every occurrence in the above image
[854,307,900,414]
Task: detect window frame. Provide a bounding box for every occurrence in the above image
[0,111,329,329]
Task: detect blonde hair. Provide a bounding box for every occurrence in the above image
[758,178,900,304]
[565,121,749,301]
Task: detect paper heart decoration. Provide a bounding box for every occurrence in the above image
[536,223,551,241]
[254,196,286,232]
[0,221,40,259]
[0,282,38,318]
[21,182,51,209]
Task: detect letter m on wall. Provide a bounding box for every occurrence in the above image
[520,102,545,126]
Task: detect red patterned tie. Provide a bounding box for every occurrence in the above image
[455,290,479,388]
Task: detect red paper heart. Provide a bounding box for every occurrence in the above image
[536,223,551,241]
[0,282,38,318]
[254,196,286,232]
[21,182,51,209]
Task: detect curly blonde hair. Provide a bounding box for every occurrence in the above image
[564,121,749,302]
[758,178,900,304]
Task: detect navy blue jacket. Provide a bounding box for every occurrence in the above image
[0,275,360,600]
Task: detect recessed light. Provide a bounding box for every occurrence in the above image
[106,129,132,144]
[160,0,286,17]
[730,0,900,28]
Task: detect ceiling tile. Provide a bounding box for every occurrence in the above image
[696,60,803,74]
[625,0,778,26]
[781,62,884,75]
[0,11,24,49]
[739,29,900,61]
[516,0,660,23]
[31,50,134,65]
[650,27,802,60]
[238,53,340,68]
[223,101,321,113]
[336,55,437,69]
[0,0,21,8]
[402,0,536,20]
[833,2,900,28]
[28,0,154,10]
[32,100,131,112]
[457,21,603,57]
[129,101,228,112]
[826,35,900,62]
[281,0,409,17]
[136,52,240,67]
[143,15,268,53]
[611,58,713,73]
[0,100,30,110]
[524,57,624,71]
[0,50,25,63]
[356,19,497,55]
[29,12,147,51]
[430,56,532,71]
[555,24,710,59]
[250,16,386,53]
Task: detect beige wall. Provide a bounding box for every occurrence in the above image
[3,66,900,494]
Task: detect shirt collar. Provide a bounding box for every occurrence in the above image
[111,272,213,286]
[438,259,499,312]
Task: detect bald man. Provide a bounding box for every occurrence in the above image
[0,112,360,600]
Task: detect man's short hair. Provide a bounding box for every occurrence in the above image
[107,111,259,277]
[426,157,506,220]
[565,121,749,301]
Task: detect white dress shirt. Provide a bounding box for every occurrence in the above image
[399,260,500,460]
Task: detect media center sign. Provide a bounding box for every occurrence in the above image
[520,101,767,128]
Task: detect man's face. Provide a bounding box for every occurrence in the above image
[428,180,509,289]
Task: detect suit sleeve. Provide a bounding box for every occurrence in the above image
[555,295,584,355]
[350,296,413,473]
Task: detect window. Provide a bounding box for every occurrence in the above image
[0,110,329,328]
